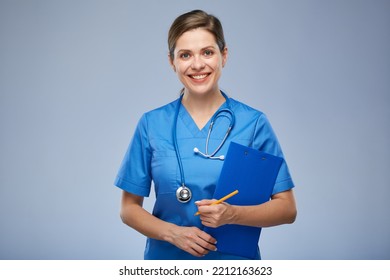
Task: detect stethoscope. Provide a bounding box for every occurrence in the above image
[173,91,235,203]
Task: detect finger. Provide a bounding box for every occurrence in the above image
[200,214,217,226]
[197,230,217,245]
[188,245,208,257]
[190,227,217,245]
[193,241,216,256]
[198,203,218,212]
[195,199,217,206]
[204,202,228,215]
[201,215,216,223]
[194,238,217,253]
[201,219,218,228]
[185,234,216,257]
[180,237,209,257]
[198,204,219,215]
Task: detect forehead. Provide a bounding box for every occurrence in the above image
[175,28,217,51]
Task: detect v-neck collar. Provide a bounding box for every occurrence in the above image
[178,99,228,137]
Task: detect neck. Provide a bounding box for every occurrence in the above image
[182,89,225,113]
[181,89,226,129]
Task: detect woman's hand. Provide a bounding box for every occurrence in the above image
[121,191,217,258]
[195,190,297,228]
[168,225,217,257]
[195,199,235,228]
[121,191,218,257]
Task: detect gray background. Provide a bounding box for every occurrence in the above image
[1,0,389,260]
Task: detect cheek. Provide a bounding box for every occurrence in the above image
[174,62,189,76]
[210,57,224,71]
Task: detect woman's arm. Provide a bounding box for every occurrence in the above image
[120,190,217,257]
[196,189,297,228]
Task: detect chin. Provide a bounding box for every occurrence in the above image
[185,82,219,96]
[187,87,216,97]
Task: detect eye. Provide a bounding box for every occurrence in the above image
[180,52,191,60]
[203,49,214,57]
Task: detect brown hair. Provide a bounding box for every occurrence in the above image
[168,10,226,59]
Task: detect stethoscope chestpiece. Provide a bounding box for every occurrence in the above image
[176,185,192,203]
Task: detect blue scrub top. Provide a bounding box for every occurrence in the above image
[114,95,294,260]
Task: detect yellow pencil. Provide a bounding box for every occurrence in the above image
[194,190,239,216]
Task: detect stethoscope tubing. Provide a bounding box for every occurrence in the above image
[173,94,186,188]
[206,109,235,157]
[173,91,235,202]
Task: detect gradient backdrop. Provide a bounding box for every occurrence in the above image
[1,0,389,259]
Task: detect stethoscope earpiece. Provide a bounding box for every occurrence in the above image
[194,147,225,160]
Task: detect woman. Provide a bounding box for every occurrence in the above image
[115,10,297,260]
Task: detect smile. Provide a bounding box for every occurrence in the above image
[189,73,210,80]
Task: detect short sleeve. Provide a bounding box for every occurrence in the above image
[114,114,152,197]
[252,114,294,195]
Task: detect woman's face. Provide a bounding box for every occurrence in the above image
[170,28,227,97]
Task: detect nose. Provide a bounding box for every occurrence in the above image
[191,55,205,70]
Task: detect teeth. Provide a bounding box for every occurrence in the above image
[191,74,208,80]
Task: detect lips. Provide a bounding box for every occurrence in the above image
[188,73,210,81]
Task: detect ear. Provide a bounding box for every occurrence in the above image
[221,47,228,68]
[168,53,176,72]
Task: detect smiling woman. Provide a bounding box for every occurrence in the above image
[114,9,296,260]
[170,28,228,128]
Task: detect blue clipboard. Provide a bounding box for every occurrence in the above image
[204,142,283,259]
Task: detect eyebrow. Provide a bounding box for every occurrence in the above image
[177,46,217,53]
